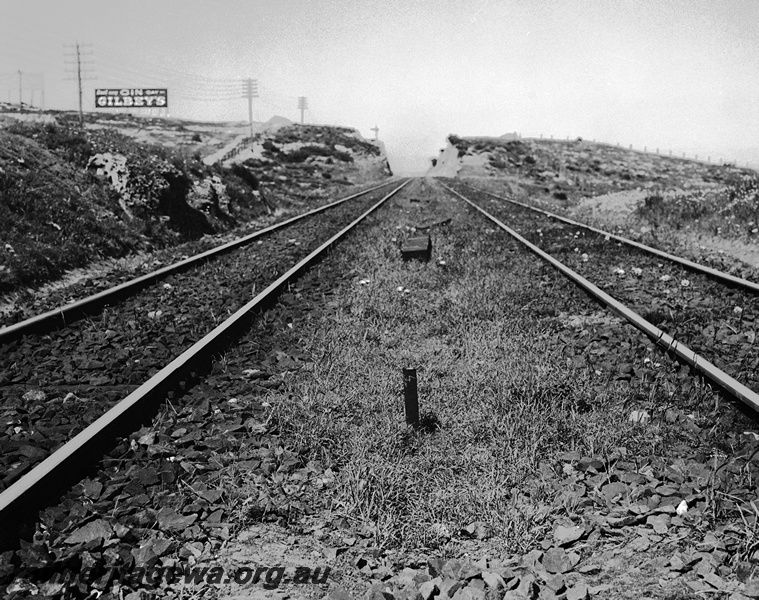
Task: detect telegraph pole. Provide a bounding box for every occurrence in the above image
[17,71,21,107]
[371,125,379,140]
[64,42,94,127]
[297,96,308,124]
[242,78,258,137]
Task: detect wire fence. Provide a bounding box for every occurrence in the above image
[523,133,757,171]
[214,136,256,164]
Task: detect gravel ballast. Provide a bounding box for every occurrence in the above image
[2,179,759,600]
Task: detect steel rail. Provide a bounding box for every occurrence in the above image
[0,178,412,549]
[459,181,759,294]
[443,182,759,415]
[0,179,399,344]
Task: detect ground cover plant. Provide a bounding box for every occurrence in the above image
[449,182,759,393]
[445,135,756,234]
[217,180,759,598]
[0,119,254,294]
[265,209,651,553]
[6,117,759,599]
[4,179,759,599]
[449,134,759,295]
[0,113,391,299]
[0,124,141,293]
[0,187,396,490]
[272,124,382,157]
[246,124,390,202]
[635,175,759,241]
[447,135,752,198]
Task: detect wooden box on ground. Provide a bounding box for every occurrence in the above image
[401,235,432,262]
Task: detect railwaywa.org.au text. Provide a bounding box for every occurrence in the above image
[58,564,330,588]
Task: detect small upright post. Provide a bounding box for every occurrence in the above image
[402,368,419,427]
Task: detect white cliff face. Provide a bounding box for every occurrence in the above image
[87,153,129,193]
[86,153,133,218]
[426,142,460,178]
[361,138,394,178]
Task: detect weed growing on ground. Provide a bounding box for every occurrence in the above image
[635,175,759,240]
[236,184,757,594]
[265,187,666,553]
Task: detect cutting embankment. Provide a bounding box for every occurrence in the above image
[6,120,759,600]
[430,134,759,277]
[0,109,391,305]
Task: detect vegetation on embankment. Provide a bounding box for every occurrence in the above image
[442,134,759,270]
[0,118,254,294]
[446,134,753,198]
[0,113,391,296]
[635,176,759,239]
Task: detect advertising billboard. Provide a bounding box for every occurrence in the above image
[95,89,168,108]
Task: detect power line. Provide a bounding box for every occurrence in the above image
[2,27,305,123]
[97,46,241,88]
[91,56,246,110]
[65,44,247,116]
[95,55,241,91]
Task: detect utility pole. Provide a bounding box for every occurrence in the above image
[297,96,308,124]
[371,125,379,140]
[64,42,94,127]
[8,71,42,109]
[241,78,258,137]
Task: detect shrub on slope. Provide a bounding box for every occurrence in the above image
[0,120,263,293]
[0,127,139,292]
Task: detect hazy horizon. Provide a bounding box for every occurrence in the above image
[2,0,758,173]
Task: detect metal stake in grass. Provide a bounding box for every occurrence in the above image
[403,368,419,428]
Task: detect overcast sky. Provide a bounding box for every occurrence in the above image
[1,0,758,174]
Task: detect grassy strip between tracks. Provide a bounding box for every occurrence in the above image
[13,177,749,600]
[266,234,644,551]
[251,180,750,567]
[9,182,759,600]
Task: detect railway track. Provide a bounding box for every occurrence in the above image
[0,179,399,340]
[0,178,410,546]
[442,181,759,415]
[457,180,759,293]
[2,176,758,598]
